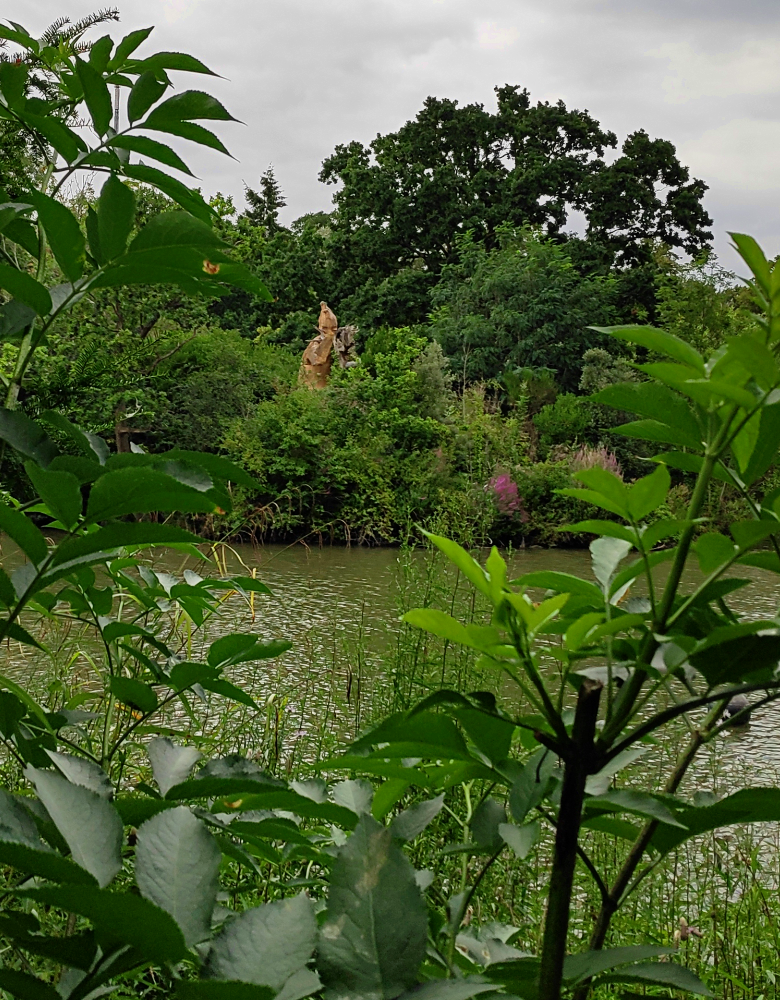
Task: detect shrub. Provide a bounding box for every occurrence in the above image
[533,394,596,458]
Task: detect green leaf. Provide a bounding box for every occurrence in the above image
[109,133,194,175]
[452,706,516,763]
[97,174,136,262]
[595,962,712,995]
[509,749,556,822]
[390,794,444,841]
[590,537,632,593]
[19,885,187,964]
[585,790,686,828]
[140,118,232,155]
[0,502,47,564]
[51,522,203,568]
[88,34,114,72]
[17,112,86,163]
[591,325,705,373]
[730,520,779,549]
[318,815,427,1000]
[28,192,86,282]
[730,233,771,297]
[0,408,59,468]
[46,752,113,798]
[127,70,169,123]
[145,90,237,125]
[207,634,291,668]
[127,211,222,253]
[39,410,108,463]
[0,265,51,316]
[498,820,540,859]
[0,921,96,970]
[347,711,472,761]
[109,27,154,68]
[110,677,158,714]
[123,164,213,222]
[0,840,98,885]
[205,893,316,988]
[693,532,736,574]
[651,787,780,857]
[0,969,61,1000]
[3,218,38,258]
[0,299,36,341]
[690,633,780,685]
[136,806,220,946]
[741,403,780,485]
[471,797,507,851]
[563,945,676,984]
[332,779,374,816]
[133,51,218,76]
[626,465,670,521]
[24,462,81,529]
[74,57,112,135]
[512,571,603,605]
[403,609,500,652]
[25,767,122,887]
[421,531,490,597]
[616,418,702,451]
[147,738,202,797]
[561,520,635,543]
[85,467,217,522]
[593,380,695,431]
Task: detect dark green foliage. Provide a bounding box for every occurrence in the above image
[430,229,619,389]
[320,85,712,288]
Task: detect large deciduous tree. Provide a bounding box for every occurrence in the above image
[320,85,712,283]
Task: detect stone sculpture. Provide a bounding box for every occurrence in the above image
[300,302,358,388]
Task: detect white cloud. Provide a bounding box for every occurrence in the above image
[683,118,780,192]
[653,39,780,103]
[477,21,520,50]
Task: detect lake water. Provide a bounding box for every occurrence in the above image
[4,539,780,793]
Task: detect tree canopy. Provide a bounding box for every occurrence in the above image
[320,85,713,282]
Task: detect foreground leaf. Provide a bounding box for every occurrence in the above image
[136,806,221,946]
[318,815,427,1000]
[205,893,316,989]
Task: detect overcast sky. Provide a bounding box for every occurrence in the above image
[24,0,780,268]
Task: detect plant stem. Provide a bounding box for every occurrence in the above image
[571,697,727,1000]
[538,679,602,1000]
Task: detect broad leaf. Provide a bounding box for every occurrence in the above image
[0,502,47,565]
[563,945,675,984]
[498,820,540,859]
[0,409,59,469]
[24,462,81,529]
[471,797,507,852]
[0,969,61,1000]
[128,70,168,123]
[97,174,136,262]
[390,794,444,841]
[26,767,122,887]
[19,884,187,964]
[318,815,427,1000]
[591,325,704,372]
[147,738,202,796]
[651,787,780,857]
[136,806,220,946]
[74,56,112,135]
[0,266,52,316]
[205,893,316,988]
[45,752,113,799]
[85,467,217,522]
[594,961,711,995]
[110,676,158,714]
[332,779,373,816]
[28,192,85,282]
